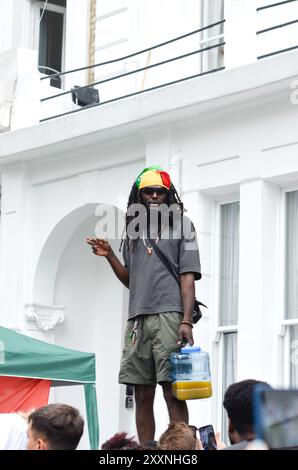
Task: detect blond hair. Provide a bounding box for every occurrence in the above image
[157,422,196,450]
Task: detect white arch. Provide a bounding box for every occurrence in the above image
[33,203,124,304]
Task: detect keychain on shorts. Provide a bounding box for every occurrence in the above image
[129,318,139,344]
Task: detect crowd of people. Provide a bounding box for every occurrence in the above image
[100,379,271,451]
[0,378,273,450]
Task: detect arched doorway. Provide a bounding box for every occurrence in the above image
[33,203,133,447]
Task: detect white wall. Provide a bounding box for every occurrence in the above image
[0,132,144,446]
[53,216,126,448]
[27,157,143,447]
[94,0,204,103]
[64,0,90,90]
[0,48,40,132]
[0,0,35,54]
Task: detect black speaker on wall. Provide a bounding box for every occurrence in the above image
[71,86,100,107]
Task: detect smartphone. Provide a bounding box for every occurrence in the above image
[254,387,298,449]
[199,424,217,450]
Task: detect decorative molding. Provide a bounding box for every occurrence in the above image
[30,155,144,187]
[261,140,298,153]
[213,325,238,343]
[170,152,182,195]
[96,7,128,22]
[2,51,297,167]
[25,303,65,331]
[197,155,239,168]
[279,319,298,337]
[95,37,128,52]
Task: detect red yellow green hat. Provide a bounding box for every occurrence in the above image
[135,165,171,190]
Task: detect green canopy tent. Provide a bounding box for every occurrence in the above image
[0,326,99,449]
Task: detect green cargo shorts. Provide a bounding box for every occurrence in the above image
[118,311,182,385]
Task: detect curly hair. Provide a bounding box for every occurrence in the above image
[223,379,272,436]
[157,422,196,450]
[101,432,140,450]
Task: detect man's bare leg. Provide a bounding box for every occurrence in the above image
[134,384,156,444]
[161,382,189,423]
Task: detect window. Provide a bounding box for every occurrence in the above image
[215,201,239,444]
[283,190,298,387]
[35,1,66,87]
[200,0,225,72]
[219,202,239,327]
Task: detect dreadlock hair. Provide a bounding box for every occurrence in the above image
[119,182,184,252]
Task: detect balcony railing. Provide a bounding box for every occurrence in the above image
[39,19,225,122]
[257,0,298,59]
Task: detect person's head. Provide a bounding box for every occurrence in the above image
[223,379,272,445]
[123,166,184,246]
[101,432,140,450]
[27,404,84,450]
[128,165,182,208]
[157,422,197,450]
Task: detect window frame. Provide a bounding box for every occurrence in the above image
[212,195,239,442]
[280,185,298,388]
[34,1,67,78]
[199,0,225,72]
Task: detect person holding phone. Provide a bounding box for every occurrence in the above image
[189,424,226,450]
[199,424,218,450]
[87,166,202,445]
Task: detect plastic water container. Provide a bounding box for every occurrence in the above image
[170,345,212,400]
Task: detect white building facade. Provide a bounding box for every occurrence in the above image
[1,0,298,448]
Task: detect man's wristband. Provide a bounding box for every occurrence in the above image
[180,320,193,329]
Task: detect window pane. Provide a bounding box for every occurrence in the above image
[286,191,298,320]
[222,332,238,445]
[219,202,240,326]
[290,325,298,387]
[38,10,64,74]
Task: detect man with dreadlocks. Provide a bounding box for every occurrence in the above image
[87,166,201,445]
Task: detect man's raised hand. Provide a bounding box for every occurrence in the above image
[86,238,112,258]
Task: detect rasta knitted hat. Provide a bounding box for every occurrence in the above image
[135,165,171,190]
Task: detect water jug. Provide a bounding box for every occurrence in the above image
[170,345,212,400]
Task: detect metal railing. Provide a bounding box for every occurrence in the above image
[257,0,298,59]
[257,0,297,11]
[40,19,225,122]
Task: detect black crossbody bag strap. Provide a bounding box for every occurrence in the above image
[149,239,208,310]
[149,239,180,286]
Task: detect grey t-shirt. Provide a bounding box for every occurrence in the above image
[122,216,201,320]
